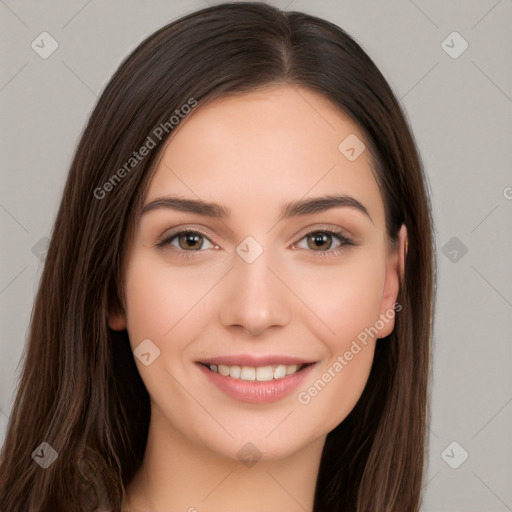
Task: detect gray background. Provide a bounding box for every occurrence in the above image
[1,1,511,510]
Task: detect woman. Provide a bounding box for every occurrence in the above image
[0,2,436,511]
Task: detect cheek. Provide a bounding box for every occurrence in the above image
[123,255,212,353]
[296,342,376,437]
[290,252,385,430]
[288,251,386,345]
[122,255,216,409]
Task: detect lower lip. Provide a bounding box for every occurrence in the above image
[197,363,315,404]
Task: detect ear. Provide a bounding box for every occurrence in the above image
[376,224,407,338]
[108,305,127,331]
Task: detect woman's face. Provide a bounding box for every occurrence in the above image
[110,85,405,461]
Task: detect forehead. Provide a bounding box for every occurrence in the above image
[144,85,385,228]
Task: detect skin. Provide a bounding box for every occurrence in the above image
[110,85,407,512]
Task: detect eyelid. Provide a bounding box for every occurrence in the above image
[292,223,355,242]
[155,225,216,250]
[156,223,215,242]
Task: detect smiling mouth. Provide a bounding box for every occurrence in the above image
[199,362,313,382]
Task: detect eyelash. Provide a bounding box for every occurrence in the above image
[155,226,355,259]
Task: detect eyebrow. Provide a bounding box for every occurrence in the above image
[141,194,373,223]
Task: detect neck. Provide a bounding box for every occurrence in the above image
[122,405,326,512]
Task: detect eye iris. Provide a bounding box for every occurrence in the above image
[179,232,203,250]
[308,232,332,251]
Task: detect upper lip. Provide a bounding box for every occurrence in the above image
[198,354,316,367]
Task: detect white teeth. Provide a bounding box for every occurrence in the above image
[240,366,256,380]
[218,364,230,376]
[256,366,273,382]
[230,365,241,379]
[286,364,298,375]
[273,364,286,379]
[206,362,305,381]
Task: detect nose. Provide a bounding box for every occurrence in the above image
[219,247,292,337]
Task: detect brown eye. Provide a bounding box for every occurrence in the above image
[158,230,215,252]
[177,232,204,250]
[306,232,334,251]
[294,229,355,256]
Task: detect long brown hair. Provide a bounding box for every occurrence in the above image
[0,2,436,511]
